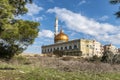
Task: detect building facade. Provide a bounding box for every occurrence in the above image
[103,44,118,54]
[42,39,102,57]
[41,17,102,57]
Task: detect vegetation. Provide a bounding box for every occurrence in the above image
[112,54,120,64]
[110,0,120,18]
[101,51,120,64]
[0,0,39,59]
[0,55,120,80]
[53,50,120,64]
[101,51,114,63]
[53,50,64,57]
[53,50,82,57]
[88,55,101,62]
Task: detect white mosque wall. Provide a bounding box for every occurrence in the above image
[42,39,102,57]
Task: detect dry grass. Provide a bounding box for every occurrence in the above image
[0,54,120,80]
[12,54,120,73]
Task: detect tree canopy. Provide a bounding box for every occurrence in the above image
[0,0,39,59]
[110,0,120,18]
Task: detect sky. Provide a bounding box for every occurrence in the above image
[20,0,120,54]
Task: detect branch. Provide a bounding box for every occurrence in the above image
[115,11,120,18]
[110,0,120,4]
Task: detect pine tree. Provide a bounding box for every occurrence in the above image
[0,0,39,59]
[110,0,120,18]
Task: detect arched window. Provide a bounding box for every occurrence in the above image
[65,46,67,50]
[50,48,52,52]
[48,49,49,52]
[69,46,72,49]
[57,47,59,50]
[61,47,63,50]
[74,45,77,49]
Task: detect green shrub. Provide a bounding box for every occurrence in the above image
[112,54,120,64]
[53,50,64,57]
[89,55,101,62]
[101,51,120,64]
[101,51,114,63]
[9,55,31,65]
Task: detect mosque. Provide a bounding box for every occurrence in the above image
[41,17,103,57]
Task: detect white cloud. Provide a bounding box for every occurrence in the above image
[16,3,44,21]
[35,17,43,21]
[32,16,43,21]
[33,15,46,21]
[70,32,77,36]
[78,0,86,5]
[98,15,109,21]
[26,3,43,16]
[38,30,54,38]
[47,7,120,45]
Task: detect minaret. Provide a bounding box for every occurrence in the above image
[54,16,58,36]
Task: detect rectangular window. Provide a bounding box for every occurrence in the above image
[86,45,89,47]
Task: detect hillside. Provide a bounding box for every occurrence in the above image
[0,54,120,80]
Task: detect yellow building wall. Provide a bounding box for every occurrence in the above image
[80,39,100,57]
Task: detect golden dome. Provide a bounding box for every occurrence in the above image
[54,29,69,43]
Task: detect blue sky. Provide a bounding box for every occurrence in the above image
[20,0,120,54]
